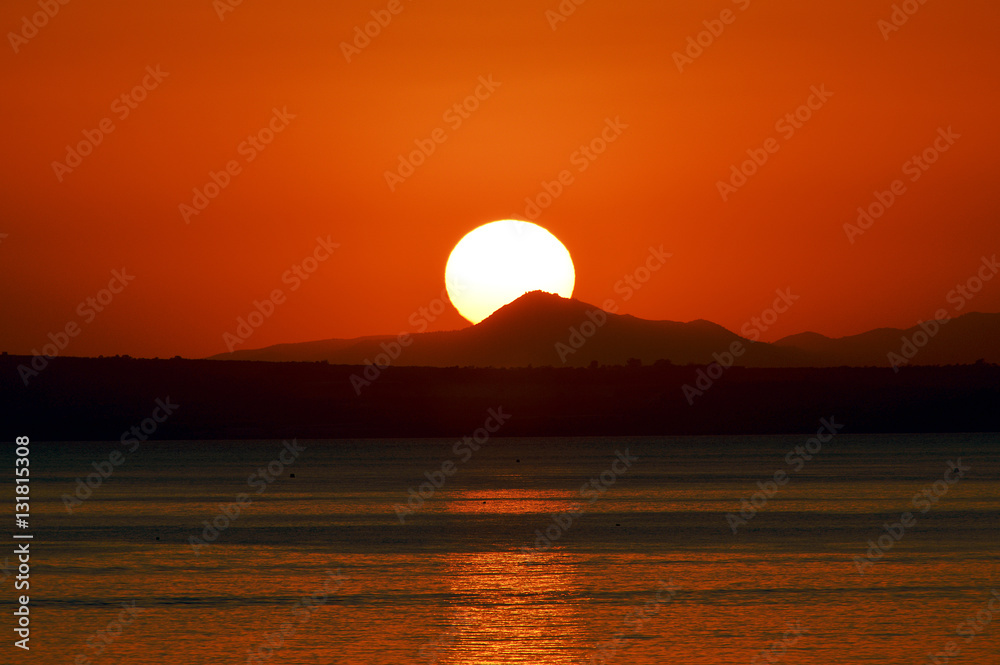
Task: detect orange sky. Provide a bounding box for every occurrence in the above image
[1,0,998,359]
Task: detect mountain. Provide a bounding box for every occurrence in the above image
[209,291,1000,368]
[773,311,1000,367]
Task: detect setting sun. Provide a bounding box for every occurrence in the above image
[444,220,575,324]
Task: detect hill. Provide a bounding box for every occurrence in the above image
[211,291,1000,368]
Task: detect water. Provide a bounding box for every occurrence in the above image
[13,434,1000,664]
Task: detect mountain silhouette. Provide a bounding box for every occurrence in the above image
[210,291,1000,368]
[772,311,1000,367]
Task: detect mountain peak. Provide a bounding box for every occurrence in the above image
[476,290,594,328]
[773,331,833,347]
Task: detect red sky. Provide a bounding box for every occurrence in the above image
[2,0,998,359]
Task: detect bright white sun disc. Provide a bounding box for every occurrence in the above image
[445,220,575,324]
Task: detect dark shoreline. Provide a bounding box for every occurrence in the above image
[3,355,999,440]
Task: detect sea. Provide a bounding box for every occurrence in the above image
[12,433,1000,664]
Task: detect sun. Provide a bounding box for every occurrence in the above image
[445,220,575,324]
